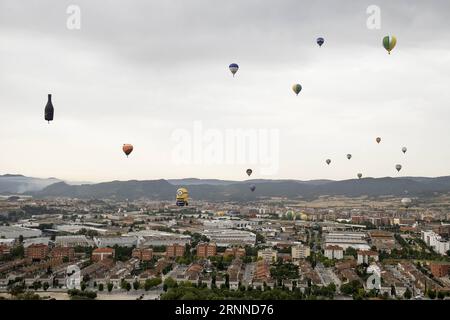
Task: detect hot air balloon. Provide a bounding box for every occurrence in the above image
[402,147,407,154]
[44,94,54,123]
[401,197,412,208]
[395,164,402,172]
[316,37,324,47]
[383,35,397,54]
[229,63,239,77]
[376,137,381,144]
[249,184,256,192]
[292,84,302,96]
[347,154,352,160]
[326,159,331,165]
[246,169,253,176]
[122,144,133,157]
[357,173,362,179]
[176,187,189,206]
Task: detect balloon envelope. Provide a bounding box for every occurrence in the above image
[376,137,381,144]
[292,84,302,95]
[347,154,352,160]
[357,173,362,179]
[176,187,189,206]
[122,144,133,157]
[402,147,407,154]
[401,197,412,208]
[395,164,402,172]
[249,184,256,192]
[326,159,331,165]
[383,35,397,54]
[246,169,252,176]
[44,94,54,122]
[316,37,324,47]
[229,63,239,76]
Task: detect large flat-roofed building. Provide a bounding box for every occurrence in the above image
[94,236,138,248]
[202,229,256,247]
[203,219,257,230]
[55,235,94,247]
[0,226,42,239]
[126,230,191,247]
[323,231,370,251]
[23,237,51,248]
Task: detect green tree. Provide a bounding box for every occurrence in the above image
[403,287,412,300]
[107,283,113,292]
[133,281,140,290]
[144,277,162,291]
[98,283,104,292]
[164,277,177,289]
[427,290,436,300]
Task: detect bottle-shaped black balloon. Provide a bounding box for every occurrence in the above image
[44,94,54,123]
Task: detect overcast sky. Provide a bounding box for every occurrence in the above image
[1,0,449,182]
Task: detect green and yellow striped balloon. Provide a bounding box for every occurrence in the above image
[383,36,397,54]
[292,83,302,95]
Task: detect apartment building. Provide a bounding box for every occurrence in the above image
[166,243,185,258]
[196,242,217,258]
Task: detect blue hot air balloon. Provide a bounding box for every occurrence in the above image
[316,37,325,47]
[229,63,239,77]
[249,184,256,192]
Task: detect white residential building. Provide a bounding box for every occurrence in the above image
[421,230,450,255]
[357,250,379,265]
[257,249,277,263]
[291,244,311,260]
[324,245,344,260]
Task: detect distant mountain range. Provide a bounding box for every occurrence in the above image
[2,174,450,201]
[0,174,89,194]
[0,174,61,194]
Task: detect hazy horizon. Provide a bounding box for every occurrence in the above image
[1,0,450,182]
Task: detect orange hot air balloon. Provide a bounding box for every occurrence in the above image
[123,144,133,157]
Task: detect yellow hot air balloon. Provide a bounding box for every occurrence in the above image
[176,188,189,206]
